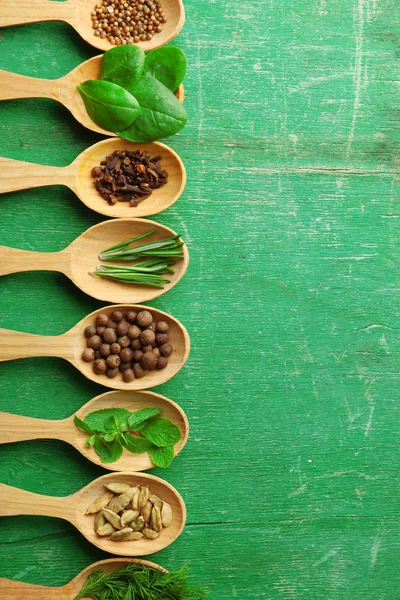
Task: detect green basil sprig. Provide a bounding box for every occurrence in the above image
[77,80,140,131]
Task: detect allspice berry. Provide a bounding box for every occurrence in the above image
[87,335,102,350]
[122,368,135,382]
[125,311,137,323]
[160,343,173,357]
[96,313,109,327]
[84,325,97,338]
[118,335,131,348]
[131,339,142,350]
[156,357,168,369]
[140,351,158,370]
[137,310,153,328]
[111,343,121,355]
[93,358,107,374]
[82,348,95,362]
[96,326,106,336]
[116,320,129,336]
[155,333,168,345]
[128,325,141,339]
[120,347,134,363]
[100,343,111,358]
[106,367,120,378]
[106,319,118,330]
[103,328,117,344]
[106,354,121,369]
[134,362,148,378]
[152,347,161,358]
[119,362,132,373]
[140,329,155,345]
[111,310,124,322]
[133,350,143,362]
[156,321,169,333]
[142,344,153,353]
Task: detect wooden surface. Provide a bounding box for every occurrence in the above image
[0,1,399,598]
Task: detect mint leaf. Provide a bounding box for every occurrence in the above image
[128,408,162,430]
[148,445,174,468]
[74,415,95,435]
[84,408,130,432]
[86,434,97,447]
[94,436,123,464]
[122,433,154,454]
[103,431,118,442]
[141,418,181,447]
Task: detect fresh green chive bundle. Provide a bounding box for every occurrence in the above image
[91,229,185,288]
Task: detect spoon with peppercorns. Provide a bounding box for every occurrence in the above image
[0,218,189,302]
[0,0,185,53]
[0,389,188,471]
[0,138,186,218]
[0,304,190,390]
[0,55,184,135]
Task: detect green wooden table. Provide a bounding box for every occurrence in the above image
[0,1,399,598]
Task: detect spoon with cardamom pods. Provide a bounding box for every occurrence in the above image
[0,56,184,135]
[0,218,189,303]
[0,558,167,600]
[0,389,189,472]
[0,138,186,218]
[0,472,186,556]
[0,0,185,53]
[0,304,190,390]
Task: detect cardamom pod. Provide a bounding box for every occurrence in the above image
[86,491,114,515]
[96,523,116,537]
[121,509,139,527]
[141,500,152,523]
[150,506,163,533]
[94,511,106,531]
[138,486,150,509]
[128,486,138,499]
[111,492,132,514]
[105,482,131,494]
[161,501,173,528]
[110,527,134,541]
[130,516,145,532]
[131,487,140,510]
[102,508,122,530]
[149,494,163,510]
[142,527,159,540]
[125,531,143,541]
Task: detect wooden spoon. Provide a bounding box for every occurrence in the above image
[0,218,189,303]
[0,0,185,52]
[0,558,167,599]
[0,138,186,218]
[0,304,190,390]
[0,56,185,135]
[0,389,189,471]
[0,472,186,556]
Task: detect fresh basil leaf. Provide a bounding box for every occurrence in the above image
[122,433,154,454]
[77,80,140,132]
[148,445,174,468]
[143,46,186,92]
[86,434,97,447]
[128,408,162,430]
[141,417,181,447]
[116,76,187,142]
[74,415,95,434]
[100,45,145,91]
[84,408,130,432]
[94,436,123,464]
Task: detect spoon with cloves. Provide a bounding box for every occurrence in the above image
[0,389,189,471]
[0,55,184,135]
[0,138,186,218]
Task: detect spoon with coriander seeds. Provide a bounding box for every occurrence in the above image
[0,138,186,218]
[0,304,190,390]
[0,55,184,136]
[0,218,189,303]
[0,472,186,557]
[0,0,185,53]
[0,389,188,471]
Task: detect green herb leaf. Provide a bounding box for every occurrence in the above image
[122,433,154,454]
[86,434,97,447]
[148,444,175,468]
[74,415,95,435]
[141,417,181,447]
[94,435,123,464]
[128,407,162,430]
[102,431,118,442]
[84,408,130,432]
[143,46,187,91]
[77,80,140,131]
[116,76,187,142]
[100,45,145,91]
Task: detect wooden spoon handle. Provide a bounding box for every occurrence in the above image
[0,483,75,520]
[0,413,74,444]
[0,70,55,101]
[0,329,74,362]
[0,157,71,193]
[0,579,65,600]
[0,0,75,27]
[0,246,71,277]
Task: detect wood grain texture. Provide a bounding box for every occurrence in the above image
[0,0,399,598]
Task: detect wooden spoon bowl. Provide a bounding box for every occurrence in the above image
[0,390,189,471]
[0,471,186,556]
[1,218,189,303]
[0,0,185,52]
[0,138,186,218]
[0,304,190,390]
[0,55,185,135]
